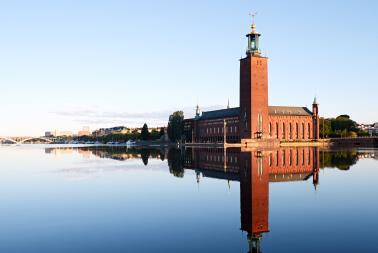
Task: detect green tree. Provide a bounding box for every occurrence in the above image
[167,148,184,178]
[140,149,150,165]
[331,115,357,133]
[320,117,332,138]
[167,111,184,142]
[141,123,150,140]
[159,127,165,137]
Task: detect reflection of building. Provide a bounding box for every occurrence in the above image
[44,147,74,155]
[239,151,269,253]
[183,147,320,253]
[183,20,319,145]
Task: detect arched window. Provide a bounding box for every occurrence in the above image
[296,123,299,139]
[302,149,305,165]
[269,153,272,166]
[308,123,311,139]
[276,150,279,166]
[289,123,292,139]
[302,123,305,139]
[257,113,263,133]
[269,123,272,136]
[260,113,263,132]
[276,122,279,139]
[282,123,286,139]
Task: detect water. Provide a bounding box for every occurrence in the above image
[0,145,377,253]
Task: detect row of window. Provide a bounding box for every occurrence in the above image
[268,149,312,167]
[196,136,240,143]
[269,122,312,139]
[202,125,238,135]
[205,155,238,163]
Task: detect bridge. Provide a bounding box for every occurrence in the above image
[0,136,54,145]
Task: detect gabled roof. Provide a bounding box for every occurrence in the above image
[200,107,240,120]
[268,106,312,116]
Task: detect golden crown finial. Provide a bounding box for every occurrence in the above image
[249,12,258,32]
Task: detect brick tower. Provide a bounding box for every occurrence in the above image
[240,20,269,141]
[312,97,320,140]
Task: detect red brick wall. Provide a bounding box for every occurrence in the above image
[196,117,240,143]
[268,115,313,141]
[240,55,269,139]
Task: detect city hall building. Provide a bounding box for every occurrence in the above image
[184,21,320,145]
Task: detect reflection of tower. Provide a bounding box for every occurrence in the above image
[312,147,320,190]
[240,151,269,253]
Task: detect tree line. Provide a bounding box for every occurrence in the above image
[319,115,369,138]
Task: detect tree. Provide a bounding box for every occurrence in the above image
[167,111,184,142]
[331,115,357,133]
[140,149,150,165]
[320,117,332,138]
[141,123,150,140]
[168,148,184,177]
[159,127,165,137]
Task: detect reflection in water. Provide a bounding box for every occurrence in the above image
[183,147,319,253]
[44,146,374,252]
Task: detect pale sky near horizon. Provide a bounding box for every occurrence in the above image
[1,0,377,136]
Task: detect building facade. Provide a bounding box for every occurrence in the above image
[184,21,320,144]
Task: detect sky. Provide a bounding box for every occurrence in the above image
[1,0,377,136]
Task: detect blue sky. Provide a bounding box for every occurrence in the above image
[1,0,377,136]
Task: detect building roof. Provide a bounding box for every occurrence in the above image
[268,106,313,116]
[200,107,240,120]
[193,105,312,121]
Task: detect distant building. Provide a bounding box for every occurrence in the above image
[78,126,91,137]
[92,126,130,136]
[45,130,73,137]
[45,131,54,137]
[57,131,73,137]
[368,123,378,135]
[92,126,165,136]
[357,123,373,131]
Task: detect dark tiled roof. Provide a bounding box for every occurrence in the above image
[268,106,312,116]
[269,173,313,182]
[200,107,240,120]
[192,105,312,121]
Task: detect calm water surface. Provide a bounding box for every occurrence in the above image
[0,145,377,253]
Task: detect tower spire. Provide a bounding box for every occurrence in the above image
[249,12,258,33]
[246,13,261,55]
[195,104,200,118]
